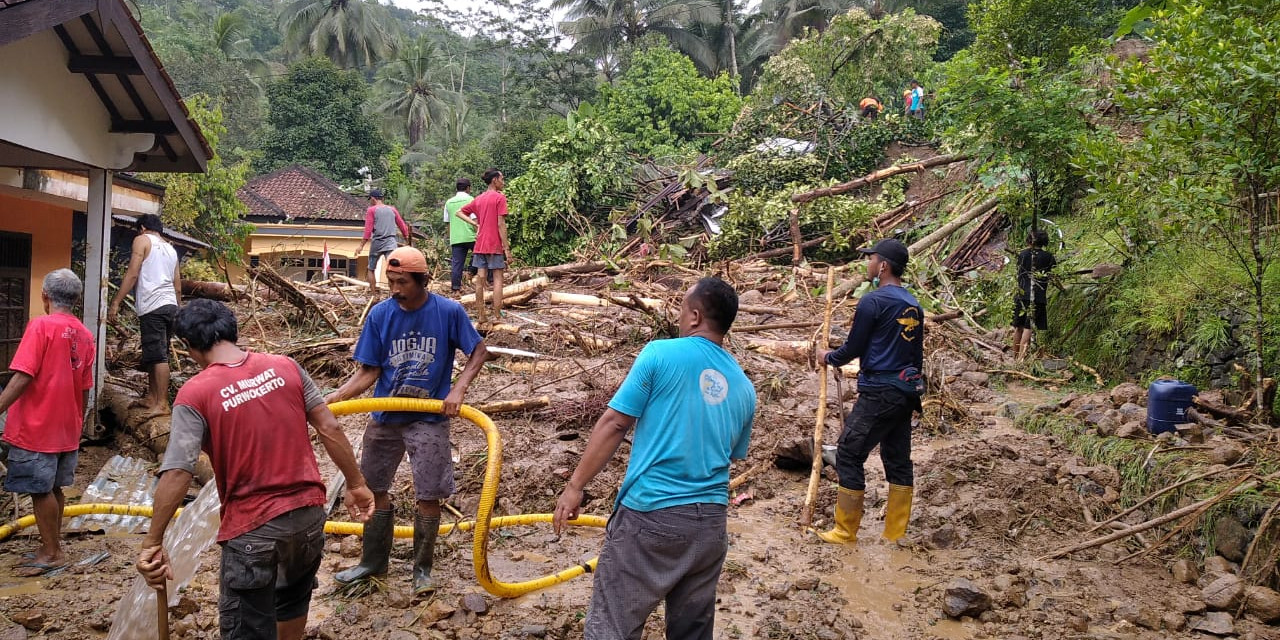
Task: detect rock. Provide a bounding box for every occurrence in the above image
[1110,382,1145,406]
[815,629,841,640]
[739,289,765,305]
[1161,611,1186,632]
[998,401,1020,419]
[1203,574,1246,610]
[481,620,504,636]
[793,576,820,591]
[1094,414,1121,436]
[1041,358,1069,372]
[928,524,961,550]
[339,535,362,558]
[9,613,43,632]
[1171,558,1200,584]
[1208,442,1246,466]
[461,593,488,614]
[386,589,413,609]
[0,625,27,640]
[1116,421,1147,439]
[419,600,456,624]
[387,632,417,640]
[1214,515,1252,562]
[1114,603,1161,630]
[339,603,368,625]
[942,578,993,618]
[1204,555,1235,575]
[960,371,990,386]
[521,624,548,637]
[1067,615,1089,632]
[1118,402,1146,420]
[1190,611,1235,636]
[1244,586,1280,623]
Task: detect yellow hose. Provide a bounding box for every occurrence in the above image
[0,399,604,598]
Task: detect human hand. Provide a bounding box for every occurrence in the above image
[106,305,118,325]
[442,388,464,417]
[136,545,173,589]
[812,349,831,371]
[552,484,584,536]
[323,391,342,406]
[345,485,375,522]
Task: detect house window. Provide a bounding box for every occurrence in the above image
[305,257,348,270]
[0,232,32,369]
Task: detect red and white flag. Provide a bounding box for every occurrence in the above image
[321,241,331,277]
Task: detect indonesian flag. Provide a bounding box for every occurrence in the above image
[321,241,331,277]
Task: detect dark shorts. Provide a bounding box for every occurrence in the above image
[1012,298,1048,331]
[368,247,394,273]
[586,504,728,640]
[139,305,177,366]
[471,253,507,270]
[3,446,77,494]
[219,506,326,639]
[359,418,454,501]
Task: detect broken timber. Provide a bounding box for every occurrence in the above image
[790,154,973,204]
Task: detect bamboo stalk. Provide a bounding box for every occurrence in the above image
[459,277,549,305]
[1084,463,1248,533]
[801,268,836,528]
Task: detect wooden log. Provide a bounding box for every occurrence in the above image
[801,268,836,528]
[459,277,549,305]
[181,280,233,301]
[789,208,804,265]
[908,197,1000,255]
[99,381,214,484]
[541,261,616,278]
[473,396,551,415]
[791,154,973,203]
[1193,396,1252,423]
[548,291,665,310]
[731,321,825,334]
[737,304,788,316]
[739,236,830,262]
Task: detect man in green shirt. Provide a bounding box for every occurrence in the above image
[446,178,476,293]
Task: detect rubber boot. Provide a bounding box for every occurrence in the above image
[882,484,913,542]
[412,513,440,596]
[816,488,864,544]
[336,508,393,585]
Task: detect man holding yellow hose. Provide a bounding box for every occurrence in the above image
[326,246,490,596]
[553,277,756,640]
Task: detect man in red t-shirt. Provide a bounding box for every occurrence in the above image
[137,300,373,639]
[0,269,95,576]
[459,168,512,323]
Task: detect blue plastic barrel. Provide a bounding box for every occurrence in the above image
[1147,379,1197,434]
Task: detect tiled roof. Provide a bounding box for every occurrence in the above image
[237,165,365,223]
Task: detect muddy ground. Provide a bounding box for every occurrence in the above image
[0,270,1276,640]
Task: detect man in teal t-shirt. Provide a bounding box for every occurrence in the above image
[446,178,476,293]
[553,278,756,640]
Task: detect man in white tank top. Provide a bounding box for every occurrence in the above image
[108,214,181,413]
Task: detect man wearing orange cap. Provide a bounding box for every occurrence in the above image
[325,246,490,596]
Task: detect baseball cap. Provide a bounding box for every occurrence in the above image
[385,246,427,274]
[368,188,384,199]
[858,238,909,268]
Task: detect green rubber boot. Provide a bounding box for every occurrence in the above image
[335,508,393,585]
[413,513,440,596]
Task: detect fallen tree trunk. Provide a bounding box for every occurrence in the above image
[474,396,551,415]
[908,197,1000,255]
[791,154,973,203]
[99,380,214,484]
[741,235,831,262]
[548,291,666,310]
[181,280,234,301]
[459,277,549,305]
[540,261,616,278]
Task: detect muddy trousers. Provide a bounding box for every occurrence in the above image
[836,386,915,491]
[585,504,728,640]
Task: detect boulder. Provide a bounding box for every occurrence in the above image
[1202,574,1246,610]
[1207,442,1245,466]
[1118,402,1146,421]
[1110,382,1145,407]
[1244,585,1280,623]
[942,578,993,618]
[1213,515,1252,562]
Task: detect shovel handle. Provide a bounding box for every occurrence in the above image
[156,582,170,640]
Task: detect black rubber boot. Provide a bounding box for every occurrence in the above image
[413,512,440,596]
[335,508,393,585]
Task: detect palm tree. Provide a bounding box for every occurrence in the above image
[279,0,398,69]
[376,38,451,146]
[552,0,719,77]
[213,12,272,95]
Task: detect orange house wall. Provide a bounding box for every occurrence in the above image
[0,193,73,320]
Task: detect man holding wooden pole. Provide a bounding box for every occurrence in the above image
[814,239,924,544]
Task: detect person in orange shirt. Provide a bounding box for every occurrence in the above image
[902,88,912,115]
[860,97,883,119]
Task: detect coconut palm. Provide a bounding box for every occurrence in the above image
[376,38,452,147]
[553,0,720,77]
[213,12,272,94]
[279,0,398,69]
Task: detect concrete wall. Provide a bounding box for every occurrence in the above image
[0,192,72,320]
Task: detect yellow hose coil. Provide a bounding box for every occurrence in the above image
[0,399,604,598]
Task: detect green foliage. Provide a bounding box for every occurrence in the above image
[506,110,635,265]
[967,0,1115,68]
[598,42,743,155]
[381,143,411,204]
[141,96,252,264]
[486,117,566,182]
[257,57,391,182]
[279,0,398,68]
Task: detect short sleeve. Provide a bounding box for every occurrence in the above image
[497,194,509,217]
[159,405,207,474]
[352,305,385,367]
[291,358,326,411]
[608,344,658,418]
[79,335,96,391]
[451,304,482,356]
[8,320,46,378]
[461,199,476,215]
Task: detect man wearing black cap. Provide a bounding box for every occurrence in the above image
[814,238,924,545]
[355,188,410,296]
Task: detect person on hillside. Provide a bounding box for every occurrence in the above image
[460,168,512,323]
[814,239,924,545]
[137,299,374,639]
[908,80,926,119]
[446,178,477,294]
[108,214,180,414]
[0,269,95,576]
[902,88,912,116]
[355,188,411,297]
[327,246,490,596]
[860,97,883,120]
[553,277,757,640]
[1011,229,1057,360]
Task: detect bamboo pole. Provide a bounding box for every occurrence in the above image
[801,268,836,528]
[459,277,549,305]
[907,197,1000,255]
[791,154,973,203]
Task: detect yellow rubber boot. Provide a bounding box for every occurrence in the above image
[816,488,864,544]
[882,484,913,542]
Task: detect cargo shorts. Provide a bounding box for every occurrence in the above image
[219,506,326,639]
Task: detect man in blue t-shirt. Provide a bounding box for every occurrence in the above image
[325,246,489,596]
[815,238,924,545]
[553,277,756,640]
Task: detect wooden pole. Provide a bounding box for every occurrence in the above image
[156,583,170,640]
[790,154,972,203]
[800,268,836,528]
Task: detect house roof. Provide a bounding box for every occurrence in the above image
[237,165,367,223]
[0,0,210,172]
